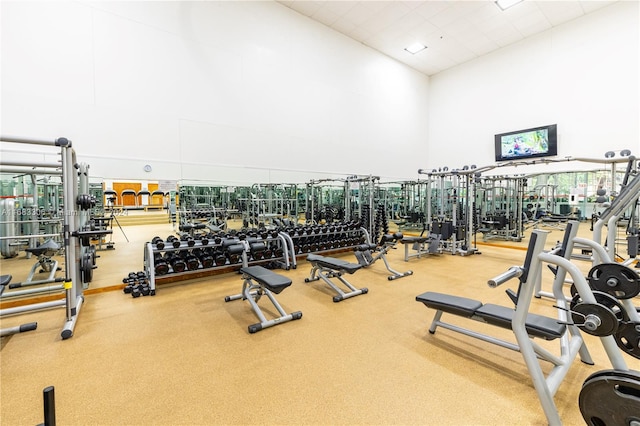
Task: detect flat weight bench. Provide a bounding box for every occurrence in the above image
[415,292,565,343]
[225,266,302,333]
[305,254,368,302]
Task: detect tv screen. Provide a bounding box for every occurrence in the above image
[494,124,557,162]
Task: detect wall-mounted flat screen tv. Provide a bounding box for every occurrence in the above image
[494,124,557,162]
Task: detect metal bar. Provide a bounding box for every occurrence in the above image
[0,167,63,175]
[0,160,60,168]
[0,299,66,316]
[0,136,68,147]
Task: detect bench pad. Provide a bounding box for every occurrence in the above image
[416,291,482,318]
[401,236,429,244]
[240,266,291,294]
[307,254,362,274]
[475,304,565,340]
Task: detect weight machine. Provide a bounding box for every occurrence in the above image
[0,136,97,339]
[476,175,526,242]
[418,166,479,256]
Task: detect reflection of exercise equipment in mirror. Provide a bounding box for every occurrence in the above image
[0,135,103,339]
[0,275,38,337]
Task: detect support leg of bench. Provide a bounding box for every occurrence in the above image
[429,310,443,334]
[245,287,302,333]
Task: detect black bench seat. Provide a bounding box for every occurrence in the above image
[240,266,291,294]
[401,236,429,244]
[306,254,362,274]
[476,304,565,340]
[416,291,566,341]
[416,291,482,317]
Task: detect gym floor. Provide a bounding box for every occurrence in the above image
[0,215,628,425]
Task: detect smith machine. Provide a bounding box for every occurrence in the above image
[0,136,105,339]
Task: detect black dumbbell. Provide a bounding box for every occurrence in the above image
[152,236,165,250]
[166,235,181,248]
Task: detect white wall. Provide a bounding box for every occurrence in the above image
[427,0,639,176]
[0,1,430,184]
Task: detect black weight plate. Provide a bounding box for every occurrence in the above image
[81,254,93,284]
[587,263,640,299]
[614,321,640,360]
[579,370,640,426]
[571,302,619,336]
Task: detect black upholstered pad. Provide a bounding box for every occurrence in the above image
[416,291,482,318]
[306,254,362,274]
[0,274,11,286]
[381,233,403,243]
[475,304,566,340]
[240,266,292,294]
[354,244,377,252]
[25,238,59,256]
[401,236,428,244]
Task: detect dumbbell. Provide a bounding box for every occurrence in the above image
[181,251,200,271]
[154,253,170,275]
[166,235,181,248]
[152,236,165,250]
[213,250,227,266]
[180,234,196,247]
[198,248,214,268]
[166,253,187,273]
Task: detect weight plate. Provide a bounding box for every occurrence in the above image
[81,253,93,284]
[571,302,619,336]
[587,263,640,299]
[579,370,640,426]
[614,321,640,360]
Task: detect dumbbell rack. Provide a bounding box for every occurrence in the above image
[143,233,296,293]
[284,222,370,258]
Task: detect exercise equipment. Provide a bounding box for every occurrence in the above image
[415,221,632,425]
[578,369,640,426]
[0,275,38,337]
[141,229,296,294]
[0,136,89,339]
[224,265,302,333]
[2,239,61,292]
[400,233,441,261]
[353,232,412,280]
[305,254,367,302]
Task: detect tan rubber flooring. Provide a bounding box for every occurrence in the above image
[0,216,636,425]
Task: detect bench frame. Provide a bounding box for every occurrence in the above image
[354,232,413,280]
[416,222,630,426]
[305,254,368,302]
[225,265,302,333]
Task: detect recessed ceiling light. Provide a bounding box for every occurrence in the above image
[495,0,524,11]
[404,42,427,55]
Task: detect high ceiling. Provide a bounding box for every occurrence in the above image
[277,0,618,76]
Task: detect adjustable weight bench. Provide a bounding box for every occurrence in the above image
[305,254,367,302]
[354,232,413,280]
[224,266,302,333]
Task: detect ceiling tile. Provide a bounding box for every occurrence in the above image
[276,0,621,76]
[311,6,340,27]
